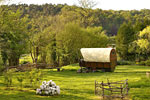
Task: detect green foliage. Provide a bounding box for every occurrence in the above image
[138,61,146,66]
[136,60,150,66]
[26,69,43,88]
[16,75,24,88]
[55,22,109,66]
[116,22,135,60]
[145,60,150,66]
[1,4,150,66]
[0,54,5,72]
[3,69,15,87]
[0,9,29,66]
[117,60,135,65]
[1,4,150,35]
[136,26,150,52]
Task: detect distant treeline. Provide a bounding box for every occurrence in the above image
[1,4,150,35]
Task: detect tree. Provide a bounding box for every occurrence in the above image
[116,22,135,60]
[78,0,97,9]
[0,9,28,66]
[136,26,150,60]
[55,22,109,65]
[28,16,52,63]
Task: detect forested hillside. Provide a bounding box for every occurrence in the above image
[1,4,150,35]
[0,4,150,67]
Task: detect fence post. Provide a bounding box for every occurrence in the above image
[107,79,112,96]
[120,85,123,99]
[95,80,97,95]
[126,79,129,95]
[102,81,104,99]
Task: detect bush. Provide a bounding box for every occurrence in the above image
[0,65,5,73]
[145,60,150,66]
[36,80,60,96]
[137,60,150,66]
[3,69,16,87]
[117,60,135,65]
[25,68,43,88]
[138,61,145,66]
[17,75,25,88]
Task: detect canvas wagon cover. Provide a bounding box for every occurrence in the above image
[81,48,113,62]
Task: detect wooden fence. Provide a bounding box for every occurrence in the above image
[95,79,129,99]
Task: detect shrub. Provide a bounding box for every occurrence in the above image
[117,60,135,65]
[3,69,15,87]
[26,69,43,88]
[16,75,25,88]
[145,60,150,66]
[36,80,60,96]
[138,61,145,66]
[0,65,5,73]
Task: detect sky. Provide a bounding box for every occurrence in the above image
[3,0,150,10]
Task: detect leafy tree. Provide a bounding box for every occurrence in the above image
[116,22,135,60]
[0,9,28,66]
[28,16,52,63]
[136,26,150,60]
[56,22,109,65]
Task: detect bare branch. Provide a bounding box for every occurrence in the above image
[78,0,98,9]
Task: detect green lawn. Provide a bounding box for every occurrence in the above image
[0,65,150,100]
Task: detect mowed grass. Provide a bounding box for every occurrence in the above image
[0,65,150,100]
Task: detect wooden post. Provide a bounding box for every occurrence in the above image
[95,80,97,95]
[102,81,104,99]
[81,66,83,73]
[120,85,123,99]
[126,79,129,95]
[107,79,112,96]
[57,68,60,72]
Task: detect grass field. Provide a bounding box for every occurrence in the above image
[0,65,150,100]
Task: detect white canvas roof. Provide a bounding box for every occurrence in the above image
[81,48,113,62]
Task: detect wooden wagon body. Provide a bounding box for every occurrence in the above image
[79,48,117,72]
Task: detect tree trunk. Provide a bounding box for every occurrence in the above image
[8,57,19,66]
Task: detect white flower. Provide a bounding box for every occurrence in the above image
[36,80,60,96]
[48,89,52,93]
[56,86,60,90]
[51,82,56,87]
[49,80,52,82]
[40,85,44,90]
[40,85,46,90]
[51,88,55,95]
[56,87,60,94]
[46,84,49,89]
[48,80,52,85]
[47,81,50,85]
[36,89,41,94]
[42,81,47,85]
[57,89,60,94]
[45,91,49,95]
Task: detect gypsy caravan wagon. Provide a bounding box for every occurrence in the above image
[79,48,117,72]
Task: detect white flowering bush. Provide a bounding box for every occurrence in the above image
[36,80,60,96]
